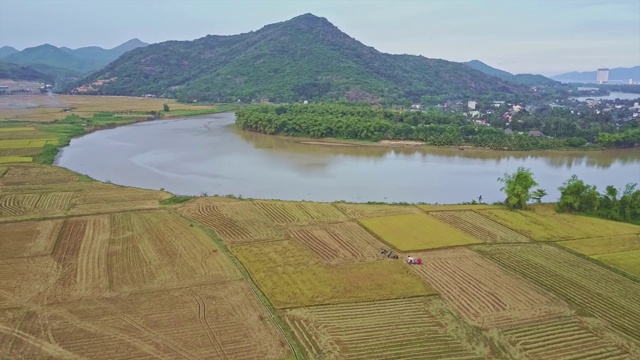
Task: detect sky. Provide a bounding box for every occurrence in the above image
[1,0,639,76]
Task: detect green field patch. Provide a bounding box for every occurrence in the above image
[593,250,640,278]
[0,156,32,164]
[231,240,434,309]
[419,204,496,212]
[559,234,640,256]
[478,208,640,241]
[358,213,481,251]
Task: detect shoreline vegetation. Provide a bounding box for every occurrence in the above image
[235,102,640,151]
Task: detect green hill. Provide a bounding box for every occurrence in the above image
[464,60,557,86]
[70,14,526,103]
[4,44,103,73]
[0,46,19,59]
[0,61,54,82]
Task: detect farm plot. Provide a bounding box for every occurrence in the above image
[232,240,434,309]
[478,208,640,241]
[593,250,640,278]
[430,211,529,243]
[497,317,634,359]
[284,297,487,360]
[0,156,31,164]
[107,211,240,293]
[559,234,640,277]
[288,221,383,264]
[0,164,80,186]
[334,202,422,219]
[0,148,41,156]
[180,198,287,243]
[0,281,291,360]
[410,248,568,329]
[67,186,170,215]
[359,213,481,251]
[0,139,57,149]
[419,204,495,212]
[0,220,63,259]
[0,192,75,219]
[475,244,640,342]
[253,200,347,224]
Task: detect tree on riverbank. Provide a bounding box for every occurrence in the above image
[498,167,542,209]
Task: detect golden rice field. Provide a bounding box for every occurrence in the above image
[478,206,640,241]
[0,138,58,148]
[231,239,434,308]
[2,162,640,358]
[359,213,481,251]
[0,94,217,122]
[0,156,31,164]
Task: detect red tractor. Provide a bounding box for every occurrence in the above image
[406,257,422,265]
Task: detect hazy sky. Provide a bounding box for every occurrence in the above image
[1,0,639,75]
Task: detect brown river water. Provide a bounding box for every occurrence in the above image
[56,113,640,204]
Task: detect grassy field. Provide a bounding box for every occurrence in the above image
[1,112,640,359]
[359,213,481,251]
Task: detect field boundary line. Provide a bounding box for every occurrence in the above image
[176,211,305,360]
[0,206,165,224]
[277,293,440,311]
[548,242,640,283]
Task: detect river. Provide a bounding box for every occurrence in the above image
[55,113,640,204]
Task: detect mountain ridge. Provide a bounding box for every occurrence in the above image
[552,66,640,82]
[69,13,526,102]
[463,60,557,86]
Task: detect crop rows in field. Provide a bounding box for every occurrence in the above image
[0,282,290,360]
[232,240,433,309]
[411,248,567,329]
[288,222,382,264]
[429,211,529,243]
[334,202,422,219]
[559,234,640,278]
[0,192,75,218]
[499,317,632,359]
[253,201,347,224]
[285,297,486,360]
[0,165,80,187]
[0,148,41,156]
[0,139,57,149]
[107,211,239,293]
[0,220,63,259]
[478,208,640,241]
[180,200,286,243]
[359,213,481,251]
[475,244,640,342]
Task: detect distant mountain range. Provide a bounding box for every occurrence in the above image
[552,66,640,83]
[0,62,54,83]
[0,39,148,83]
[69,14,526,102]
[463,60,558,86]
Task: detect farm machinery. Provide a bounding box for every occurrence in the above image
[380,248,399,259]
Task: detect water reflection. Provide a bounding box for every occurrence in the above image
[56,113,640,204]
[236,123,640,170]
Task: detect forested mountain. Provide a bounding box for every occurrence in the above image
[0,46,19,58]
[59,38,148,64]
[552,66,640,83]
[0,61,54,82]
[70,14,526,103]
[0,39,149,83]
[464,60,557,86]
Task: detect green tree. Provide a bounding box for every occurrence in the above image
[163,103,170,112]
[531,188,548,204]
[557,175,600,212]
[498,167,538,209]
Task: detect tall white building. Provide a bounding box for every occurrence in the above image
[596,68,609,84]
